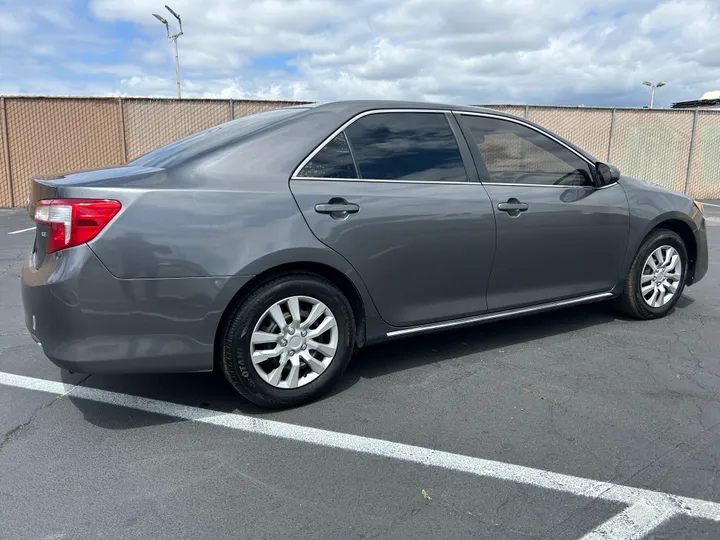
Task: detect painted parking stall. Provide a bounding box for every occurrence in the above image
[2,371,720,539]
[3,207,720,539]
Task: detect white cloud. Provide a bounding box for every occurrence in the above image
[0,12,29,36]
[141,48,166,65]
[641,0,705,31]
[36,7,74,29]
[0,0,718,106]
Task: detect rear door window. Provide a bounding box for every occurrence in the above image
[297,132,357,179]
[344,112,467,182]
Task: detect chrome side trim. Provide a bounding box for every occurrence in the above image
[289,177,620,189]
[385,292,614,337]
[292,176,474,185]
[288,177,620,190]
[291,108,452,178]
[452,110,596,168]
[481,182,594,189]
[595,182,620,190]
[483,182,620,191]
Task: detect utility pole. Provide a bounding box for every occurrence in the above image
[643,81,666,109]
[153,5,184,99]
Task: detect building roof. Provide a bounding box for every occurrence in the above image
[672,92,720,109]
[671,99,720,109]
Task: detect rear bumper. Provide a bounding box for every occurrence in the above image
[21,245,251,374]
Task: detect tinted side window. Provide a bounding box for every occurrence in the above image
[297,132,357,178]
[344,113,467,182]
[461,116,594,187]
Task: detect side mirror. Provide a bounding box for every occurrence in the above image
[596,162,620,187]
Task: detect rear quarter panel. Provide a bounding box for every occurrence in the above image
[85,184,379,315]
[88,187,306,279]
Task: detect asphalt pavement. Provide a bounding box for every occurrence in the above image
[2,205,720,539]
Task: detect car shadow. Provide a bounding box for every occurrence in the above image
[62,296,694,429]
[333,301,622,393]
[674,294,695,309]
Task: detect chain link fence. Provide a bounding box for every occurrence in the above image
[123,99,231,161]
[1,97,718,207]
[688,110,720,199]
[0,99,11,207]
[528,106,613,162]
[610,109,695,193]
[2,98,125,208]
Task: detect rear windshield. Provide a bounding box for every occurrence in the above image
[131,107,308,168]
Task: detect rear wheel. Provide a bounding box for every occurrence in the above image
[220,273,355,408]
[617,229,688,320]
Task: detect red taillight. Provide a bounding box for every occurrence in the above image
[33,199,121,253]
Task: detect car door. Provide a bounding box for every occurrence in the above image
[456,112,630,312]
[289,110,496,328]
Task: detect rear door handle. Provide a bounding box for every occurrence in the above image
[497,200,529,213]
[315,203,360,214]
[314,198,360,218]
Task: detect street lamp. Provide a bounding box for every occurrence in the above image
[642,81,666,109]
[152,5,184,99]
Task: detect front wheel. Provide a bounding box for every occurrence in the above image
[616,229,688,320]
[220,273,355,408]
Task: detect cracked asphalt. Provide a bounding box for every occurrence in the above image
[2,206,720,539]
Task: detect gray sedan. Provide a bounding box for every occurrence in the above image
[21,101,709,408]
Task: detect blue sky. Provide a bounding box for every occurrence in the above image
[0,0,718,107]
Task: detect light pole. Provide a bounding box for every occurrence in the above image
[643,81,665,109]
[153,5,184,99]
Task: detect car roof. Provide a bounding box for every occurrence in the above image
[307,99,512,117]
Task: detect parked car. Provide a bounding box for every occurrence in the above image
[21,101,708,408]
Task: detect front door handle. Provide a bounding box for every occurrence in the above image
[314,198,360,218]
[497,199,529,214]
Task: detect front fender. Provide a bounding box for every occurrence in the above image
[614,176,704,292]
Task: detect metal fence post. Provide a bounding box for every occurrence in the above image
[524,104,529,119]
[117,98,128,163]
[229,99,234,121]
[0,97,14,207]
[684,109,699,195]
[607,108,616,163]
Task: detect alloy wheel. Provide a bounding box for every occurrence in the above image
[640,245,682,308]
[250,295,339,389]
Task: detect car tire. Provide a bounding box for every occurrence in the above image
[220,273,356,408]
[616,229,688,320]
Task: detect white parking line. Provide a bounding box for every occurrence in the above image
[7,227,34,235]
[1,371,719,539]
[701,202,720,208]
[580,499,678,540]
